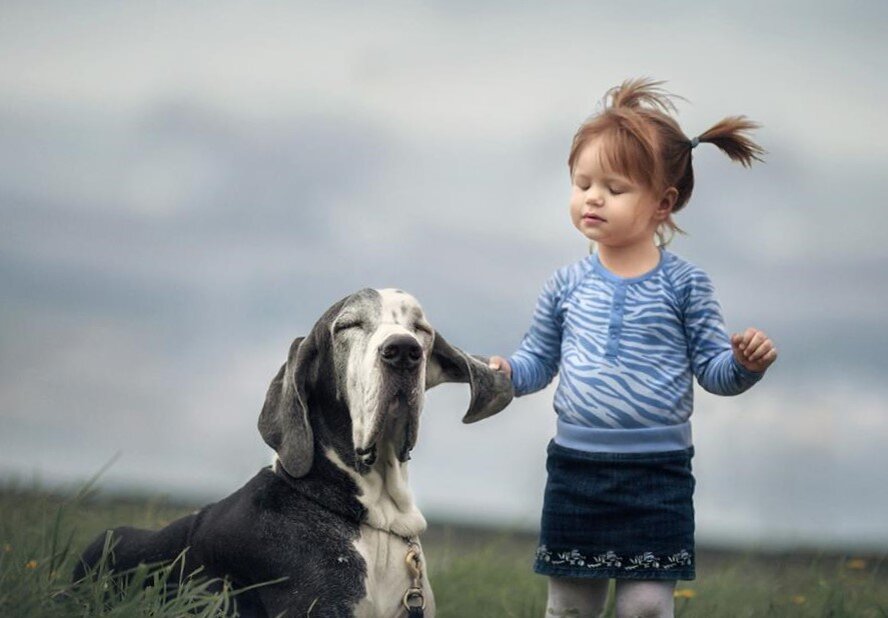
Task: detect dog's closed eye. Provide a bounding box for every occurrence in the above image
[333,319,365,333]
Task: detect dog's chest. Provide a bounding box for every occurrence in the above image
[351,527,434,618]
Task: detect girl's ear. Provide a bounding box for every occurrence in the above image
[656,187,678,221]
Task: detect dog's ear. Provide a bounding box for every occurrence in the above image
[426,332,514,423]
[258,334,318,478]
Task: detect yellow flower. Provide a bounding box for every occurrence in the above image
[673,588,697,599]
[846,558,867,570]
[791,595,807,605]
[25,560,38,569]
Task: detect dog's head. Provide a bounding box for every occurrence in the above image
[258,288,513,478]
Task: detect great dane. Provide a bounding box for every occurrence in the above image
[73,288,513,617]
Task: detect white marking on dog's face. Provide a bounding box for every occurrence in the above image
[330,289,434,459]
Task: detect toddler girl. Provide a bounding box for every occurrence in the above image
[488,78,777,618]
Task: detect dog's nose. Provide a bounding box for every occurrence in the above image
[379,335,423,370]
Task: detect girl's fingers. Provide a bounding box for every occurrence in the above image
[743,333,765,356]
[736,328,756,351]
[489,356,512,377]
[758,348,778,367]
[749,340,773,362]
[740,329,770,352]
[748,348,778,370]
[747,331,765,352]
[735,329,777,369]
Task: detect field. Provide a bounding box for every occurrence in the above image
[1,480,886,617]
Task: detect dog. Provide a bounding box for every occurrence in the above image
[73,288,513,617]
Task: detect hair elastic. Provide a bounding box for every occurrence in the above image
[689,136,700,149]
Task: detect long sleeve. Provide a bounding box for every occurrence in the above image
[508,272,566,397]
[682,270,764,396]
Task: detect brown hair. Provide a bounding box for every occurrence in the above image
[568,77,766,246]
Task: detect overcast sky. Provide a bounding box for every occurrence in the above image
[1,1,886,551]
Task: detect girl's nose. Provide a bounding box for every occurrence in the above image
[585,189,604,205]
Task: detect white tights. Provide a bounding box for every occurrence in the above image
[546,576,675,618]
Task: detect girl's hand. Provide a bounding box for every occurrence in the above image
[731,327,778,373]
[488,355,512,380]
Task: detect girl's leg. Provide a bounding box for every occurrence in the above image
[613,580,676,618]
[546,576,609,618]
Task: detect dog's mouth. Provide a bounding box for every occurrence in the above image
[355,443,378,470]
[355,385,422,474]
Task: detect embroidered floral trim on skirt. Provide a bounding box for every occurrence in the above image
[534,440,696,580]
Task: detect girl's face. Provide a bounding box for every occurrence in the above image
[569,138,672,251]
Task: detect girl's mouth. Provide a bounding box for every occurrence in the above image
[583,214,606,223]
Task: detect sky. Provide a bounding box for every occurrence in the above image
[1,1,886,551]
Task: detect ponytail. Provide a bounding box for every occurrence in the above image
[695,116,766,167]
[672,116,765,216]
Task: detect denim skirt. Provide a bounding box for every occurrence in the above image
[534,440,696,580]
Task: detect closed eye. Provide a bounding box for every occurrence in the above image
[414,323,433,337]
[333,319,364,333]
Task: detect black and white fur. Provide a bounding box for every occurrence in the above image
[73,288,513,617]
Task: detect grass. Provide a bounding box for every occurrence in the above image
[1,479,886,617]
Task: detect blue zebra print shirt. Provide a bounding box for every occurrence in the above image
[508,247,764,453]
